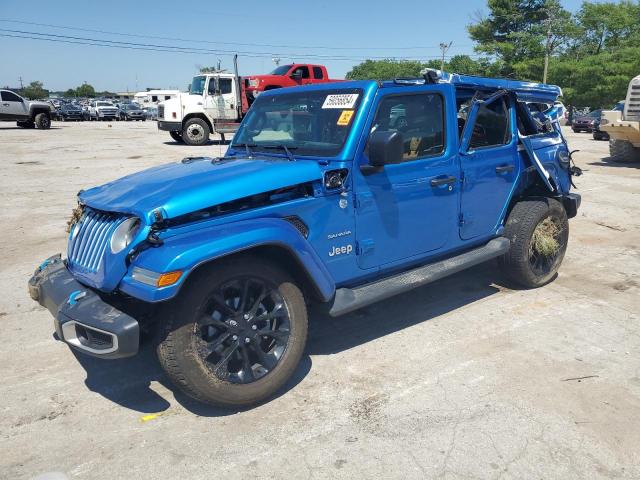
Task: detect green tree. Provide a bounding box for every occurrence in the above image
[75,82,95,98]
[571,1,640,55]
[63,88,76,98]
[467,0,575,80]
[549,46,640,107]
[345,59,428,80]
[22,80,49,99]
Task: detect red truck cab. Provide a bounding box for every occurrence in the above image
[244,64,338,103]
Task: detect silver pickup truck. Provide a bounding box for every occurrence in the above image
[0,89,54,129]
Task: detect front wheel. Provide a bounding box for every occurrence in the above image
[35,113,51,129]
[157,257,308,407]
[498,198,569,288]
[182,118,210,145]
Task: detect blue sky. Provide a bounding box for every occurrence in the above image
[1,0,589,92]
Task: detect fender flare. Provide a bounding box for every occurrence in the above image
[119,217,335,303]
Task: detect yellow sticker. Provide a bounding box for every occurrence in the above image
[337,110,354,126]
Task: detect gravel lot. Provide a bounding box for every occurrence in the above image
[1,121,639,480]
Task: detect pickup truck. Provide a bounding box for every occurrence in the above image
[157,60,338,146]
[88,101,119,121]
[244,63,338,101]
[29,71,581,408]
[0,89,53,129]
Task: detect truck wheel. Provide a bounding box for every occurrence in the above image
[170,131,184,143]
[498,198,569,288]
[609,139,640,163]
[182,118,210,145]
[35,113,51,130]
[157,257,308,407]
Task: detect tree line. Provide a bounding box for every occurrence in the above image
[346,0,640,108]
[12,81,115,100]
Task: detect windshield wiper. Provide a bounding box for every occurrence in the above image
[262,145,297,161]
[231,143,257,158]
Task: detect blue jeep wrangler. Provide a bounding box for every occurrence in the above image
[29,71,580,407]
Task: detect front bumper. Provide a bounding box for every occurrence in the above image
[157,120,182,131]
[28,254,139,359]
[562,193,581,219]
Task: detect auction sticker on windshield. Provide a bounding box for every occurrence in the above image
[322,94,359,109]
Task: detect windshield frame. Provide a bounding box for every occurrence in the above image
[231,87,364,160]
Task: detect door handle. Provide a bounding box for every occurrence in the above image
[495,164,515,174]
[430,176,456,187]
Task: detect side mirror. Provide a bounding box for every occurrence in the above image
[290,70,303,80]
[367,130,404,169]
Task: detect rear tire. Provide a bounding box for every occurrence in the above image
[498,198,569,288]
[34,113,51,129]
[17,120,35,129]
[170,131,184,143]
[609,139,640,163]
[157,257,308,407]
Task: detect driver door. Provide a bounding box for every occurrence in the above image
[1,91,28,120]
[353,85,459,269]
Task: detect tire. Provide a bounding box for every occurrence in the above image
[34,113,51,129]
[182,118,210,145]
[498,198,569,288]
[170,131,184,143]
[157,257,308,407]
[609,139,640,163]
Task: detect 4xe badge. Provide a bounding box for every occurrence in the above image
[329,244,353,257]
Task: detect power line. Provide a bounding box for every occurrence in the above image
[0,29,484,62]
[0,18,474,52]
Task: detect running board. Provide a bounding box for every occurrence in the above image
[328,237,510,317]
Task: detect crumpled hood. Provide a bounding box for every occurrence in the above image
[79,157,322,223]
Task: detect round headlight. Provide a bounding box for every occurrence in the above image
[110,217,140,254]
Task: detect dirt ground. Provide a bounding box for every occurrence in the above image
[1,121,639,480]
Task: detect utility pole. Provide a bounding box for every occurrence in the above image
[19,76,24,89]
[439,42,452,71]
[543,9,554,84]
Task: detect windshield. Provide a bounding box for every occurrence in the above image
[97,102,112,107]
[270,64,293,75]
[191,76,206,95]
[587,110,602,117]
[232,88,363,157]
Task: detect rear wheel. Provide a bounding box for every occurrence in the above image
[157,257,308,407]
[170,131,184,143]
[609,139,640,163]
[498,198,569,288]
[182,118,210,145]
[34,113,51,129]
[17,120,35,129]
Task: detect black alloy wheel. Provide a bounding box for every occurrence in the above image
[195,276,291,384]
